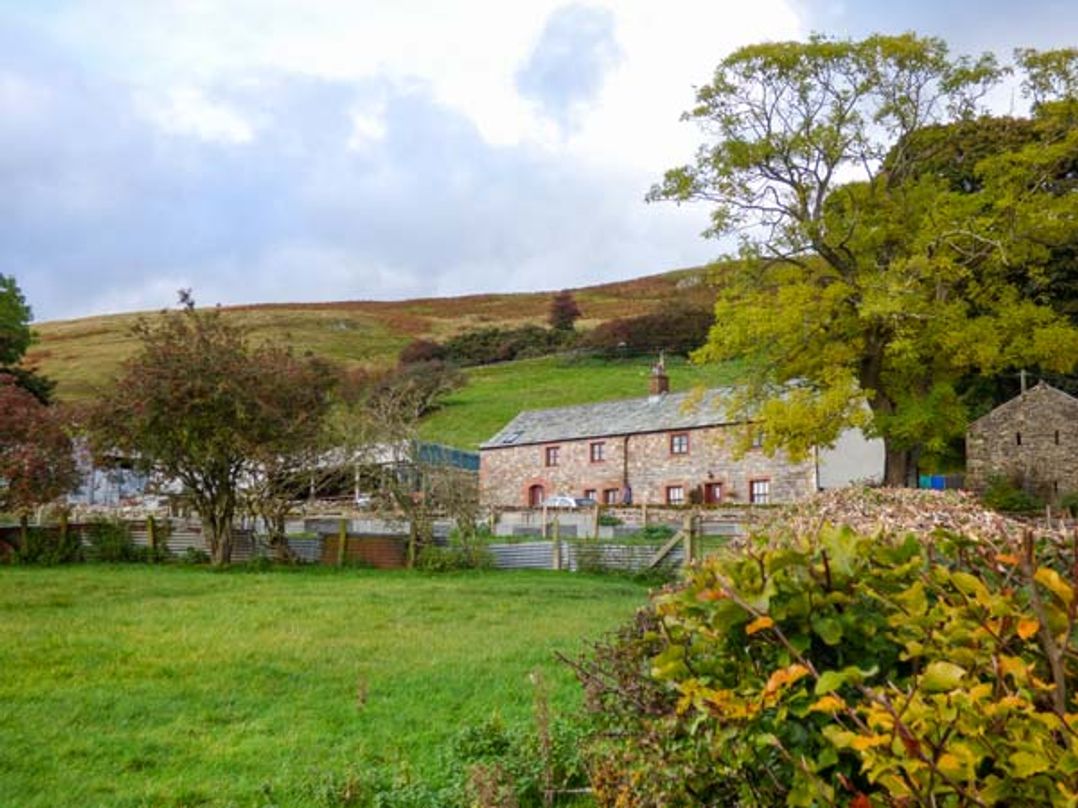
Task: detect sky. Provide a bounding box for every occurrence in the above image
[1,1,1076,322]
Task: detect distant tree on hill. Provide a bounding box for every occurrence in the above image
[0,374,78,541]
[88,294,336,565]
[548,290,582,331]
[582,302,713,357]
[398,339,447,365]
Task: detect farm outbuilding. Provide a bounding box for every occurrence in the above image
[966,381,1078,503]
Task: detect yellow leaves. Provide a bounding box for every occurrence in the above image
[851,734,890,751]
[745,615,774,635]
[809,694,846,714]
[996,553,1020,566]
[763,663,811,698]
[1034,567,1074,606]
[1017,618,1041,640]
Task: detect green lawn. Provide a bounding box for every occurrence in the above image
[419,354,740,449]
[0,566,647,807]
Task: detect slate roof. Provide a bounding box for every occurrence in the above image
[480,389,737,449]
[968,381,1078,430]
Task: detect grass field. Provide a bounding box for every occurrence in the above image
[0,566,648,807]
[419,354,741,449]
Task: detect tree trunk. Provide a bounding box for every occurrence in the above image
[883,445,913,488]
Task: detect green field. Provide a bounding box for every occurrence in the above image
[0,566,647,807]
[419,354,740,449]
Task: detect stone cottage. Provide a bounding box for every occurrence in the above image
[966,382,1078,502]
[479,367,884,508]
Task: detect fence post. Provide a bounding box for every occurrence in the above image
[337,518,348,567]
[591,505,600,539]
[147,515,157,552]
[59,510,69,544]
[682,512,694,568]
[541,505,548,539]
[642,502,648,527]
[552,518,561,571]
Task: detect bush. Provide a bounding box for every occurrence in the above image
[982,473,1045,513]
[581,303,713,357]
[576,523,1078,806]
[84,519,140,562]
[180,547,211,565]
[14,525,83,565]
[1061,491,1078,516]
[442,325,574,367]
[415,544,494,571]
[398,339,447,365]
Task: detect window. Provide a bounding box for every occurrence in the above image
[1056,430,1061,445]
[749,479,770,505]
[1016,432,1022,446]
[603,488,620,505]
[666,485,685,505]
[670,433,689,455]
[584,488,597,500]
[590,441,605,462]
[545,446,559,467]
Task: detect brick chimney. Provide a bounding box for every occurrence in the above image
[649,353,669,396]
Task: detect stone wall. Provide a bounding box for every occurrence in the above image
[966,383,1078,502]
[479,423,817,507]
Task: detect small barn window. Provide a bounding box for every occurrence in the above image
[666,485,685,505]
[1056,430,1061,445]
[545,446,559,467]
[1016,432,1022,446]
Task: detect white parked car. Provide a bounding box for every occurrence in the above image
[542,495,596,509]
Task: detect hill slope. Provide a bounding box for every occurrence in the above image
[418,354,740,449]
[28,267,714,400]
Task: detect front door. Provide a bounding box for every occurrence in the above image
[704,482,723,504]
[528,484,545,508]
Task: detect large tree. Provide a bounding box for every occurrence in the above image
[651,35,1078,484]
[89,295,335,564]
[0,274,54,403]
[0,374,78,538]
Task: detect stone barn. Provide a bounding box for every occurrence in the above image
[966,382,1078,503]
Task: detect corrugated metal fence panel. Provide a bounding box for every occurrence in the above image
[286,538,324,563]
[488,542,556,570]
[320,536,407,569]
[564,543,684,573]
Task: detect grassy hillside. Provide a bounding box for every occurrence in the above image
[419,354,740,449]
[28,267,715,400]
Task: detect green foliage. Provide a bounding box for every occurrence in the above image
[88,297,336,564]
[14,526,83,565]
[982,474,1046,513]
[597,513,622,527]
[651,35,1078,481]
[83,519,143,562]
[442,324,575,367]
[0,274,33,367]
[179,546,210,564]
[415,544,494,571]
[582,303,713,357]
[579,517,1078,806]
[1061,491,1078,516]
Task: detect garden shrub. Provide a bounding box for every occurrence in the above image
[1061,491,1078,516]
[982,474,1045,513]
[84,519,141,562]
[576,522,1078,806]
[415,544,493,571]
[14,525,83,565]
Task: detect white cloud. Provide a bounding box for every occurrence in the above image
[143,86,255,144]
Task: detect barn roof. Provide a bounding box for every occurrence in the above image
[480,389,737,449]
[968,381,1078,432]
